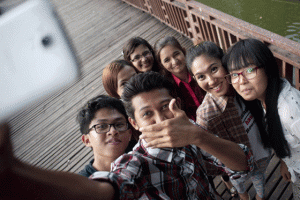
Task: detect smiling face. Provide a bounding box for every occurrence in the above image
[82,108,132,160]
[230,65,268,103]
[116,65,137,97]
[159,45,187,76]
[191,55,230,97]
[130,44,154,72]
[128,89,175,130]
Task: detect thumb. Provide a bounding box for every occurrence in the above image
[169,98,181,117]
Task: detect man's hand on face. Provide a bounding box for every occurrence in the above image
[139,99,201,148]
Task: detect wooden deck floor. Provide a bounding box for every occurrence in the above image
[8,0,293,199]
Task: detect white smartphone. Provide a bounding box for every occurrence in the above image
[0,0,80,121]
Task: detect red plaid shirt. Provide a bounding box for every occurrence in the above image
[90,138,253,199]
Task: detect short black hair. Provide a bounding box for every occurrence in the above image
[77,95,128,135]
[121,71,176,119]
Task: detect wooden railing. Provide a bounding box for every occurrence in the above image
[122,0,300,89]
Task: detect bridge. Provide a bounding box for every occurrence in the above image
[8,0,298,199]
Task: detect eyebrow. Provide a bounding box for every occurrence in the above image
[132,49,149,57]
[95,117,126,123]
[194,62,218,76]
[138,99,171,112]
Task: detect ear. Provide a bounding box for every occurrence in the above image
[81,134,92,148]
[176,97,181,109]
[128,117,139,130]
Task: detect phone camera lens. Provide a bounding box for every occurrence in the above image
[42,35,53,47]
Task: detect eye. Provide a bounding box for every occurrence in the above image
[142,111,152,118]
[132,55,141,62]
[120,81,127,87]
[211,66,218,73]
[163,58,170,63]
[246,68,254,74]
[231,73,239,78]
[162,103,169,110]
[143,50,151,56]
[95,124,108,131]
[115,122,126,129]
[195,74,205,81]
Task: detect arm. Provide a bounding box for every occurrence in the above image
[139,99,248,171]
[0,123,115,200]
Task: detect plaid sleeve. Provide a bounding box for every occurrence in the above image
[89,154,144,199]
[203,144,254,179]
[190,119,254,178]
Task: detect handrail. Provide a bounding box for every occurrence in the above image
[122,0,300,90]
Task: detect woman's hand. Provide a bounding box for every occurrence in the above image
[280,159,291,182]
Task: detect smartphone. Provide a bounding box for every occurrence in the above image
[0,0,80,121]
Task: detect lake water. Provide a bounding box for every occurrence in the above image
[196,0,300,43]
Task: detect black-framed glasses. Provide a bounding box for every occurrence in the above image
[130,50,152,62]
[88,122,129,134]
[225,66,259,84]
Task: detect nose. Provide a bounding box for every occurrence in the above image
[155,113,166,124]
[107,125,119,136]
[238,73,248,85]
[171,57,177,65]
[141,55,147,62]
[207,75,217,85]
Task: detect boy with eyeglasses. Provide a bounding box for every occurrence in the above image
[77,95,137,177]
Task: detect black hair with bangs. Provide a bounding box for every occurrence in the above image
[223,38,290,158]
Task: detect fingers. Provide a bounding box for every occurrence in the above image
[286,172,291,182]
[144,138,175,148]
[139,123,163,133]
[281,171,291,182]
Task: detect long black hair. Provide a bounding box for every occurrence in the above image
[223,38,290,158]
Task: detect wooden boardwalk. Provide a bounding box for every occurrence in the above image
[7,0,293,199]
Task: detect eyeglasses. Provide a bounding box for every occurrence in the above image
[130,50,152,62]
[88,121,129,134]
[225,66,259,84]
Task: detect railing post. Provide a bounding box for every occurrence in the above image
[181,0,199,45]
